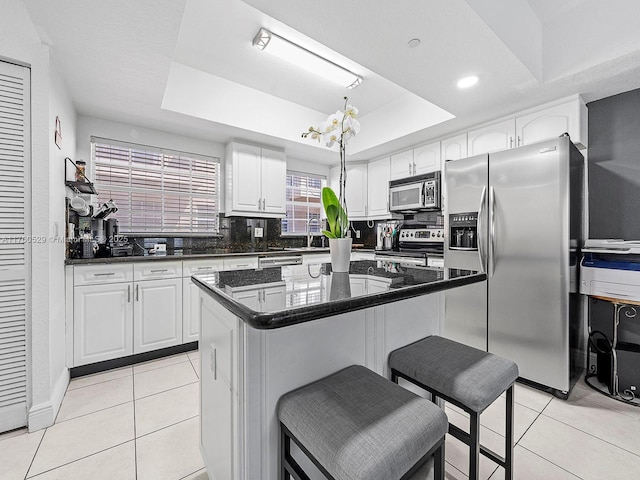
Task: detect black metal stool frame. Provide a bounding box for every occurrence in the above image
[279,421,446,480]
[391,369,514,480]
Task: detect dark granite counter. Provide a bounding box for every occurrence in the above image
[64,247,334,265]
[192,260,485,330]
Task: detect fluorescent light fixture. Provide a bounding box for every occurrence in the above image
[252,28,362,89]
[457,75,479,89]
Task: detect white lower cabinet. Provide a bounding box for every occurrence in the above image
[198,289,443,480]
[133,278,182,354]
[71,262,184,367]
[200,297,237,480]
[231,284,286,312]
[73,282,134,366]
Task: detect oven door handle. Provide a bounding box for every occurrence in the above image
[477,186,487,273]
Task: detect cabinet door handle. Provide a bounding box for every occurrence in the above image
[197,266,213,270]
[509,137,513,148]
[517,135,521,146]
[413,161,416,175]
[94,272,115,277]
[127,285,131,303]
[150,269,168,273]
[211,346,217,380]
[136,284,139,301]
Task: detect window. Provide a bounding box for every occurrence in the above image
[92,137,220,234]
[281,172,326,235]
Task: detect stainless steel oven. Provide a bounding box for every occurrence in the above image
[374,224,445,268]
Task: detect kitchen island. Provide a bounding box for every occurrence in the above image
[193,260,485,480]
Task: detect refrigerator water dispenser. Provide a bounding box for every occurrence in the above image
[449,212,478,250]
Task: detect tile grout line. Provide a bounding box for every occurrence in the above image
[135,380,199,402]
[23,441,135,479]
[22,428,47,480]
[136,415,200,441]
[535,412,640,460]
[515,443,583,479]
[132,357,192,376]
[53,399,135,426]
[133,370,139,480]
[67,368,133,392]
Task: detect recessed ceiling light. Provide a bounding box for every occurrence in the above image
[457,76,479,89]
[408,38,421,48]
[252,28,362,89]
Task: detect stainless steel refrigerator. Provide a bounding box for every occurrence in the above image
[444,136,584,395]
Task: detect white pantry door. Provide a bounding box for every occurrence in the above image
[0,61,30,433]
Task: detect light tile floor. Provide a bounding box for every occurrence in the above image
[1,351,639,479]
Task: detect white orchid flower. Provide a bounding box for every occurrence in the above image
[344,105,358,118]
[343,116,360,136]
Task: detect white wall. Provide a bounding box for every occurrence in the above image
[0,0,74,431]
[49,58,77,413]
[286,157,330,179]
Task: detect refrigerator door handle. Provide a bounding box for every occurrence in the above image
[477,186,487,273]
[489,186,496,277]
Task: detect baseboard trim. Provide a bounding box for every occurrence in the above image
[28,367,70,432]
[70,342,198,378]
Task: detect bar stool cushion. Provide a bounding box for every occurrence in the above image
[278,365,448,480]
[389,336,519,413]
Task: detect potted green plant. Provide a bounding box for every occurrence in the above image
[321,186,351,271]
[302,97,360,272]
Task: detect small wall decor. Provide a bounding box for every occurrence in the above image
[54,116,62,149]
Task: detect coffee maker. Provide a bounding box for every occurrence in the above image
[107,218,133,257]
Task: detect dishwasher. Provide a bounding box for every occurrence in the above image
[258,255,303,268]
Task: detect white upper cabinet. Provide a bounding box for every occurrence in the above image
[413,141,441,176]
[467,119,516,156]
[330,163,368,220]
[345,163,368,219]
[441,133,468,163]
[515,98,587,149]
[390,150,414,180]
[367,157,391,218]
[260,148,287,213]
[225,142,286,217]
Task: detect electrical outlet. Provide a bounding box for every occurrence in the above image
[255,227,263,238]
[355,230,361,239]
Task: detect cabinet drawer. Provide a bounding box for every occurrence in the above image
[134,261,182,280]
[183,259,225,277]
[74,264,134,286]
[224,257,259,271]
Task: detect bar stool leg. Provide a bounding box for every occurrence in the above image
[434,441,446,480]
[280,424,290,480]
[505,385,515,480]
[469,411,480,480]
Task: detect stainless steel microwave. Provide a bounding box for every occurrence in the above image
[389,172,441,212]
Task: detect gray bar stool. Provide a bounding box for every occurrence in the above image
[277,365,448,480]
[389,336,519,480]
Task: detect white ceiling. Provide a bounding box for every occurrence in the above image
[22,0,640,164]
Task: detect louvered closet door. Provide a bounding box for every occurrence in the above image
[0,61,30,433]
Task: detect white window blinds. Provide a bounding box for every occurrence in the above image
[92,138,220,234]
[281,172,325,235]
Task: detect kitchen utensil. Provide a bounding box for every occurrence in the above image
[70,196,91,216]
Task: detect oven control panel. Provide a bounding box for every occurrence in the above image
[399,227,445,243]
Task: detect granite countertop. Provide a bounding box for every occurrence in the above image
[192,260,486,330]
[64,247,336,265]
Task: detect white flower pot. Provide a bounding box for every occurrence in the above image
[329,237,352,273]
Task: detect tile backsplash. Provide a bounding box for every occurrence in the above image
[126,216,377,256]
